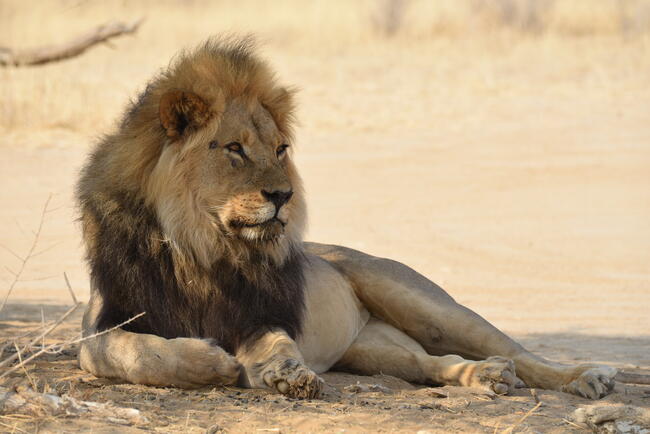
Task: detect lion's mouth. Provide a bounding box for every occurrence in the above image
[230,217,286,229]
[229,217,287,243]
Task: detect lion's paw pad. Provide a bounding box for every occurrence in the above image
[468,356,520,395]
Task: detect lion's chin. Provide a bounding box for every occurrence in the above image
[234,219,286,243]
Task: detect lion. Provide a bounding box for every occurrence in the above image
[75,37,617,400]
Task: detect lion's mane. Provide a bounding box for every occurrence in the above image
[76,38,306,354]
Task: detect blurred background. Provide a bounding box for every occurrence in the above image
[1,0,649,345]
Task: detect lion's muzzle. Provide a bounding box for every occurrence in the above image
[221,188,294,242]
[261,189,293,210]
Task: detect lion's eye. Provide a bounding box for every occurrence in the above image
[276,144,289,158]
[208,140,219,149]
[226,142,244,155]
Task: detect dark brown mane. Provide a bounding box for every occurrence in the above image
[83,188,305,354]
[76,37,306,354]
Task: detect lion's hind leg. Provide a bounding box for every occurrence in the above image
[334,318,520,395]
[310,242,617,399]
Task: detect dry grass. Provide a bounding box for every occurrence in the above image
[0,195,51,313]
[0,0,649,133]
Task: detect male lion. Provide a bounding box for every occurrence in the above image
[76,38,616,400]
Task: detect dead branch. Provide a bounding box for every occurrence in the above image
[0,195,51,313]
[572,403,650,431]
[0,18,143,67]
[0,384,148,425]
[0,312,145,380]
[616,371,650,385]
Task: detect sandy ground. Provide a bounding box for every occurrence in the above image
[0,305,649,433]
[1,1,650,432]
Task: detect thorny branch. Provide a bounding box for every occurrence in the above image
[0,312,146,380]
[0,195,52,313]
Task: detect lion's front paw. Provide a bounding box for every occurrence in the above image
[168,338,241,387]
[464,356,520,395]
[561,366,617,400]
[121,337,240,388]
[263,358,324,399]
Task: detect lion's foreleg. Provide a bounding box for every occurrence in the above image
[78,290,241,388]
[235,329,324,399]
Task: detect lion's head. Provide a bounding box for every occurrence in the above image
[86,38,306,269]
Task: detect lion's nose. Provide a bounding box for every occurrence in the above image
[261,189,293,209]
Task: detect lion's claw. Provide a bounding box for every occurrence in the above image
[263,358,324,399]
[562,366,617,400]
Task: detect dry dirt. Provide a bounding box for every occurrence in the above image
[1,304,649,433]
[1,1,650,432]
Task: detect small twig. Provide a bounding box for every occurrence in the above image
[0,244,24,261]
[0,268,80,368]
[0,302,81,369]
[0,195,51,313]
[0,420,28,434]
[30,241,64,259]
[17,274,58,282]
[13,343,37,391]
[562,418,588,430]
[63,272,78,304]
[40,308,45,350]
[501,401,543,433]
[1,327,43,354]
[0,414,34,420]
[13,218,29,239]
[0,312,145,380]
[43,205,65,214]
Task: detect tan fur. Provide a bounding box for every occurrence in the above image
[236,330,323,398]
[80,285,241,388]
[79,38,617,400]
[301,242,617,399]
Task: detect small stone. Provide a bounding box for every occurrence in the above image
[206,424,222,434]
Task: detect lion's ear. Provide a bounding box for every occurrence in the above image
[159,90,212,139]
